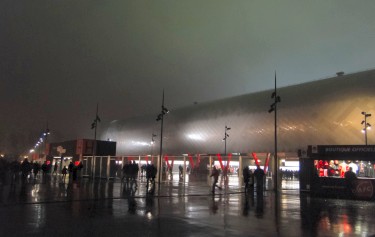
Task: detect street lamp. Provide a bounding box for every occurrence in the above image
[156,90,169,189]
[222,125,231,155]
[31,123,51,161]
[268,71,281,193]
[361,111,372,145]
[43,122,50,160]
[90,103,101,178]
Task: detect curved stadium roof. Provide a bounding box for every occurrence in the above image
[100,69,375,156]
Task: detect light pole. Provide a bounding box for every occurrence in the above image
[43,122,50,160]
[91,103,100,177]
[222,125,231,155]
[361,111,372,145]
[268,71,281,193]
[156,90,169,189]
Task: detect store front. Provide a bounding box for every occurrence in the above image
[300,145,375,200]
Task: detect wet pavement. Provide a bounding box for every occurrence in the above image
[1,175,375,237]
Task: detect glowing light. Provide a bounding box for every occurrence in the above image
[132,141,151,146]
[187,134,205,141]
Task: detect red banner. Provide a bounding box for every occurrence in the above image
[164,155,174,170]
[164,156,170,169]
[216,154,224,170]
[264,153,270,174]
[188,154,195,169]
[252,152,260,166]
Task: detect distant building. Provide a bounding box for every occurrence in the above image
[46,139,116,167]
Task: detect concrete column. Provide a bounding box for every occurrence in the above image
[107,155,111,180]
[239,155,243,179]
[92,156,95,178]
[157,155,161,183]
[99,157,102,179]
[209,156,213,185]
[183,156,186,183]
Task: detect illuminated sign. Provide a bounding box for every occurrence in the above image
[352,180,374,199]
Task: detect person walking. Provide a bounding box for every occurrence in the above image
[52,162,58,176]
[243,166,250,193]
[253,165,265,196]
[61,166,68,182]
[146,164,157,194]
[210,166,222,194]
[179,165,183,179]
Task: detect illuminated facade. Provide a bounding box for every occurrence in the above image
[100,69,375,157]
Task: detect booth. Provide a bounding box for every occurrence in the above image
[300,145,375,200]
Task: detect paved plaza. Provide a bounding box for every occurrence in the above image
[0,174,375,237]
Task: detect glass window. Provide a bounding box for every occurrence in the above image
[314,160,375,178]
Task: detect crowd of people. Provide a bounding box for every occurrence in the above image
[0,158,84,185]
[281,170,299,180]
[122,162,157,194]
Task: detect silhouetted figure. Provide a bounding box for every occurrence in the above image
[243,166,250,193]
[179,165,183,179]
[253,165,265,196]
[345,167,357,199]
[68,162,74,181]
[9,160,21,184]
[72,166,78,181]
[77,161,83,179]
[122,162,130,185]
[146,164,157,194]
[129,161,139,189]
[41,161,48,177]
[62,166,68,182]
[20,159,32,183]
[52,163,58,176]
[33,162,40,179]
[210,166,222,194]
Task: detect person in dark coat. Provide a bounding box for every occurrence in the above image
[344,167,357,199]
[210,166,222,194]
[146,164,157,194]
[253,165,265,195]
[243,166,250,193]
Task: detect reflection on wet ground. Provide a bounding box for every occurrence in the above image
[0,175,375,237]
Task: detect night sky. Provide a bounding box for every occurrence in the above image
[1,1,375,155]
